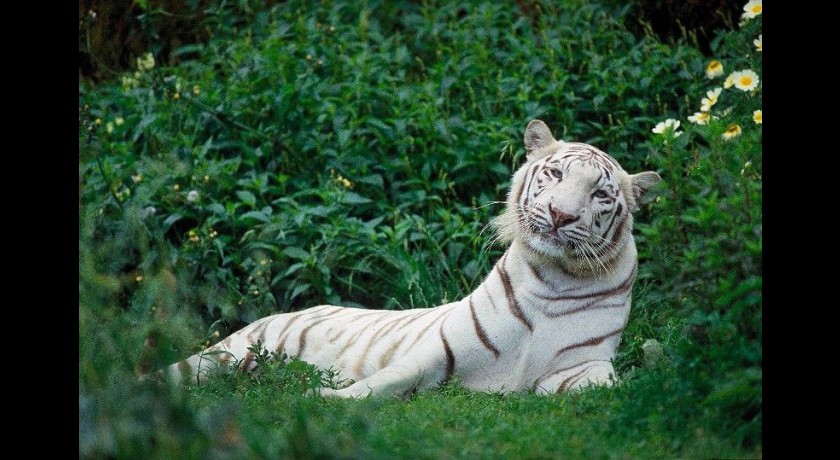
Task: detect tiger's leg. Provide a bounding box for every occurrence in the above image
[153,315,279,385]
[534,360,616,395]
[320,355,446,398]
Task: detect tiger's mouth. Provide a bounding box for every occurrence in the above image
[529,225,603,258]
[538,231,585,249]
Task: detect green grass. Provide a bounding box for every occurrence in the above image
[81,368,751,458]
[79,0,761,457]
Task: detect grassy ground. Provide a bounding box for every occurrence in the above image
[79,0,762,457]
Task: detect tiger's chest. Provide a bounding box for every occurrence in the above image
[439,276,633,392]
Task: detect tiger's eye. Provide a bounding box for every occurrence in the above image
[593,190,608,199]
[550,169,563,180]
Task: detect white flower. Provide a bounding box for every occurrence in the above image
[136,52,155,71]
[741,0,762,20]
[731,70,760,92]
[187,190,200,203]
[754,34,762,52]
[652,119,683,138]
[752,110,762,125]
[652,118,679,134]
[740,161,753,176]
[722,124,742,140]
[723,74,735,89]
[688,112,711,125]
[141,206,157,218]
[700,87,722,112]
[706,60,724,79]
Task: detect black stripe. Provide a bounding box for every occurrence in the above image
[297,308,346,352]
[556,366,595,393]
[378,333,409,369]
[496,255,534,331]
[533,359,601,390]
[240,351,255,371]
[521,163,541,208]
[535,263,637,302]
[405,311,443,350]
[440,325,455,384]
[469,296,500,358]
[352,313,411,374]
[177,359,192,374]
[483,284,499,313]
[543,298,629,318]
[524,258,546,284]
[554,327,624,358]
[600,203,623,242]
[273,313,306,353]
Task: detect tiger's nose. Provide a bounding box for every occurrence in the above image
[549,204,579,228]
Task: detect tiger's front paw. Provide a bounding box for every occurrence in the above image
[317,386,372,398]
[317,387,340,397]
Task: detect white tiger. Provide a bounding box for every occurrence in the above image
[158,119,661,398]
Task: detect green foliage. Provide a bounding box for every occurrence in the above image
[79,0,761,457]
[633,9,762,451]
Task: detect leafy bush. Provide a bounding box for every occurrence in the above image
[79,0,761,456]
[633,6,762,448]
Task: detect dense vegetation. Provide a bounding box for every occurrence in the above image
[79,0,762,457]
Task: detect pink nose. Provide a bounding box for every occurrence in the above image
[549,205,579,228]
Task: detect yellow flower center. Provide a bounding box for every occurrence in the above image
[725,125,739,134]
[708,61,721,70]
[750,5,762,14]
[739,76,753,87]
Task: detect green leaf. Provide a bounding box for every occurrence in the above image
[207,203,227,216]
[289,283,311,300]
[162,213,182,231]
[236,190,257,208]
[282,247,310,260]
[356,174,384,187]
[132,114,158,142]
[171,44,205,58]
[283,262,306,277]
[341,192,372,205]
[239,210,271,222]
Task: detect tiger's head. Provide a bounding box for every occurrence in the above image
[495,120,661,275]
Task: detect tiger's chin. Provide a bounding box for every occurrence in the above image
[523,233,617,277]
[524,233,575,260]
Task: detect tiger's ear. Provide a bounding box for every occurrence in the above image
[628,171,662,212]
[524,119,557,162]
